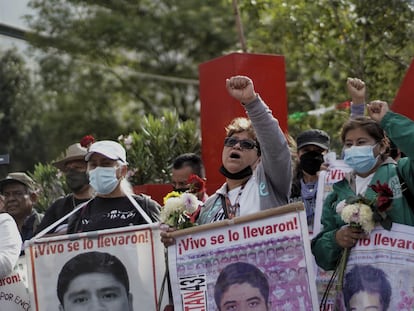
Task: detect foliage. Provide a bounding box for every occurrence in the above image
[118,110,200,185]
[242,0,414,149]
[23,0,238,162]
[29,163,66,212]
[0,49,48,176]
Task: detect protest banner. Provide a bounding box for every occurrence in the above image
[337,223,414,310]
[0,256,31,311]
[313,160,352,310]
[25,224,168,311]
[313,159,352,237]
[167,202,319,311]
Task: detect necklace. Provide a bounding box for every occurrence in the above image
[225,182,247,219]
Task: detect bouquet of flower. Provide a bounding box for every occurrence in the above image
[340,196,375,233]
[334,180,394,300]
[339,180,393,233]
[160,191,201,229]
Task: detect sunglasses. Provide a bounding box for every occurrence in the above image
[224,137,257,150]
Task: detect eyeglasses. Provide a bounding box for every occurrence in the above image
[224,137,257,150]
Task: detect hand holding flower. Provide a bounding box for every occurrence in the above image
[335,225,366,249]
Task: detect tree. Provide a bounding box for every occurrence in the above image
[0,49,47,176]
[24,0,239,161]
[240,0,414,150]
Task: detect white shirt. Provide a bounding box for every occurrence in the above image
[235,175,260,217]
[0,213,22,278]
[355,173,375,195]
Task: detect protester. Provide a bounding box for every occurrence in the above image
[197,75,292,223]
[67,140,160,233]
[161,75,291,246]
[171,153,208,201]
[0,212,22,277]
[343,265,391,311]
[35,143,94,234]
[290,129,330,231]
[311,100,414,271]
[214,262,270,311]
[0,172,43,242]
[57,251,133,311]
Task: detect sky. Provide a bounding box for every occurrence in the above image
[0,0,33,52]
[0,0,33,63]
[0,0,31,28]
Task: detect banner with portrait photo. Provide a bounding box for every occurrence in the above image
[336,223,414,311]
[313,159,352,237]
[167,203,319,311]
[313,161,351,310]
[24,224,168,311]
[0,256,31,311]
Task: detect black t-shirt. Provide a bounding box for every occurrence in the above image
[35,195,90,234]
[67,195,160,233]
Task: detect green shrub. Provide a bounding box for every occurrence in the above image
[119,110,201,185]
[30,163,66,213]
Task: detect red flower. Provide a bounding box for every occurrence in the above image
[188,205,201,224]
[80,135,95,148]
[187,174,206,194]
[369,180,393,212]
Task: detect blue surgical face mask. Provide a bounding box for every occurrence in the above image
[88,166,119,194]
[343,144,378,174]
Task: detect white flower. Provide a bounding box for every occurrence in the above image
[123,134,133,149]
[180,192,199,214]
[341,203,375,233]
[160,192,199,228]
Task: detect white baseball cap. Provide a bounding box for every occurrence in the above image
[85,140,127,163]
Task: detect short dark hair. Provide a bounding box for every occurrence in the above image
[341,117,390,152]
[57,251,130,305]
[172,153,205,178]
[214,262,269,310]
[343,265,391,311]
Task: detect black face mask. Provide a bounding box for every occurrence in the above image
[299,151,324,176]
[65,170,89,192]
[219,165,253,180]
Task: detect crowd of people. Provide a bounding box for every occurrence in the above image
[1,75,413,310]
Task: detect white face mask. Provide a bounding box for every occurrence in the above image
[343,144,379,174]
[88,166,119,194]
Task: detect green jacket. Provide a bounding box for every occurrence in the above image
[311,111,414,271]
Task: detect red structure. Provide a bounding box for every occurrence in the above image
[392,58,414,120]
[199,53,288,194]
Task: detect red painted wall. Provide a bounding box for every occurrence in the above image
[199,53,288,194]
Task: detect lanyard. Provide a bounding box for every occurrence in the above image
[224,181,247,219]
